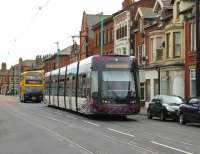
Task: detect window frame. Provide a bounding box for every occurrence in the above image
[166,33,170,59]
[173,32,181,58]
[190,21,196,52]
[140,82,145,101]
[150,38,154,62]
[110,28,113,43]
[155,37,163,61]
[190,69,196,97]
[145,79,151,102]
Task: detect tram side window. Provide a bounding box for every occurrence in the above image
[59,79,65,96]
[45,79,49,95]
[91,71,98,94]
[48,79,51,95]
[52,79,57,95]
[54,79,57,95]
[78,75,83,97]
[51,80,55,96]
[85,73,91,98]
[72,76,76,96]
[65,77,70,96]
[82,74,87,97]
[78,74,88,98]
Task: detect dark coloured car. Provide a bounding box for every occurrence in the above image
[178,97,200,125]
[147,95,184,121]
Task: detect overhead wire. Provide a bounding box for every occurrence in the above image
[7,0,52,57]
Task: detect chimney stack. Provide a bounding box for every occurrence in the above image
[122,0,134,9]
[19,58,23,64]
[1,63,6,71]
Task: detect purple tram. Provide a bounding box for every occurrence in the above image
[44,55,140,115]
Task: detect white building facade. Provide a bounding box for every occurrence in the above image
[113,10,131,55]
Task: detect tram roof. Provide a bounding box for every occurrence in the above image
[45,55,136,77]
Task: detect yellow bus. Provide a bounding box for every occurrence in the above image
[19,70,44,103]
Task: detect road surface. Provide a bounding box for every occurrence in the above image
[0,95,200,154]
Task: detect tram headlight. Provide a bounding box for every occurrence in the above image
[103,100,111,104]
[130,101,136,104]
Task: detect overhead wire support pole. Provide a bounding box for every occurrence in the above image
[196,0,200,96]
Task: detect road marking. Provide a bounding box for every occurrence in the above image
[107,128,135,138]
[83,120,100,127]
[157,135,192,146]
[150,141,193,154]
[104,134,158,154]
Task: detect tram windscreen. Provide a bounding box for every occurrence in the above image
[102,71,135,100]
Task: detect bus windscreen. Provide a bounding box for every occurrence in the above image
[25,72,43,84]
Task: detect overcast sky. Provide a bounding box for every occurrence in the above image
[0,0,123,68]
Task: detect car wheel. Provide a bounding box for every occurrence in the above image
[179,114,186,125]
[160,111,166,121]
[147,109,152,119]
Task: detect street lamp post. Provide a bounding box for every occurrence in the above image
[196,0,200,96]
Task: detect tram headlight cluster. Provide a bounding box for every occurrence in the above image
[103,100,111,104]
[130,101,136,104]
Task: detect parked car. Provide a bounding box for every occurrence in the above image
[178,97,200,125]
[147,95,184,121]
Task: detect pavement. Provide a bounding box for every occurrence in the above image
[0,95,200,154]
[139,106,147,116]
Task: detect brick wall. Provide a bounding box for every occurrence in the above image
[93,19,114,55]
[184,20,196,99]
[44,55,70,73]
